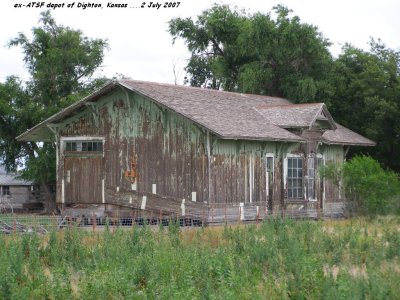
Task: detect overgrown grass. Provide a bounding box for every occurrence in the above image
[1,217,400,299]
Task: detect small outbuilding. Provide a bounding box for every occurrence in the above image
[17,80,375,221]
[0,166,39,211]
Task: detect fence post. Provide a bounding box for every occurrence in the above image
[92,214,96,232]
[52,213,57,231]
[13,215,16,235]
[256,205,259,224]
[211,204,214,224]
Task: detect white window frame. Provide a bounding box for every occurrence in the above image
[284,154,304,200]
[60,136,105,158]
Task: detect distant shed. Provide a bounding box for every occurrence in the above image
[0,166,38,211]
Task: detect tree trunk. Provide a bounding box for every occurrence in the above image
[40,182,56,213]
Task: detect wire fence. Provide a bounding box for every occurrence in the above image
[0,201,347,234]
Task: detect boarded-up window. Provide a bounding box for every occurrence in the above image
[287,157,303,199]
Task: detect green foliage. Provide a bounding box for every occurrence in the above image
[1,218,400,298]
[8,11,108,104]
[169,4,333,101]
[0,11,108,185]
[323,156,400,215]
[21,144,56,185]
[344,156,400,215]
[329,40,400,172]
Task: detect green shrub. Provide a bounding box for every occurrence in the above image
[323,156,400,215]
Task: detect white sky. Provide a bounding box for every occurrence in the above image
[0,0,399,85]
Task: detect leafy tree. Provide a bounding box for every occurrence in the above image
[0,11,108,210]
[169,4,334,102]
[8,10,108,111]
[0,76,40,171]
[169,4,247,89]
[330,40,400,172]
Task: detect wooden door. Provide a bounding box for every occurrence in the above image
[64,156,103,204]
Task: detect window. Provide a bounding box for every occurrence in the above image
[1,186,10,196]
[287,157,303,199]
[65,141,103,153]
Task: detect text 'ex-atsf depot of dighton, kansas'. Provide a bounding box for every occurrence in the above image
[13,1,182,9]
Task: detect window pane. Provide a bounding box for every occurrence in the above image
[298,169,303,178]
[298,158,303,168]
[267,157,273,171]
[64,141,103,153]
[288,189,292,198]
[288,158,292,168]
[288,169,293,178]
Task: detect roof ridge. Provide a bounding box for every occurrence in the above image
[118,79,290,102]
[255,103,324,109]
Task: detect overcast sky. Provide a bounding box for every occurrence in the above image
[1,0,399,85]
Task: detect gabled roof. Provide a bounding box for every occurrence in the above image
[16,79,375,147]
[0,166,32,186]
[254,103,336,129]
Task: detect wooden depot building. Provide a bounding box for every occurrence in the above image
[17,80,375,222]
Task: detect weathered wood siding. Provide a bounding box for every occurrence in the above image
[55,86,345,217]
[58,87,210,205]
[321,145,344,203]
[3,186,30,209]
[210,139,289,206]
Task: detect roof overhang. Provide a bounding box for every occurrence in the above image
[321,123,376,147]
[17,81,119,142]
